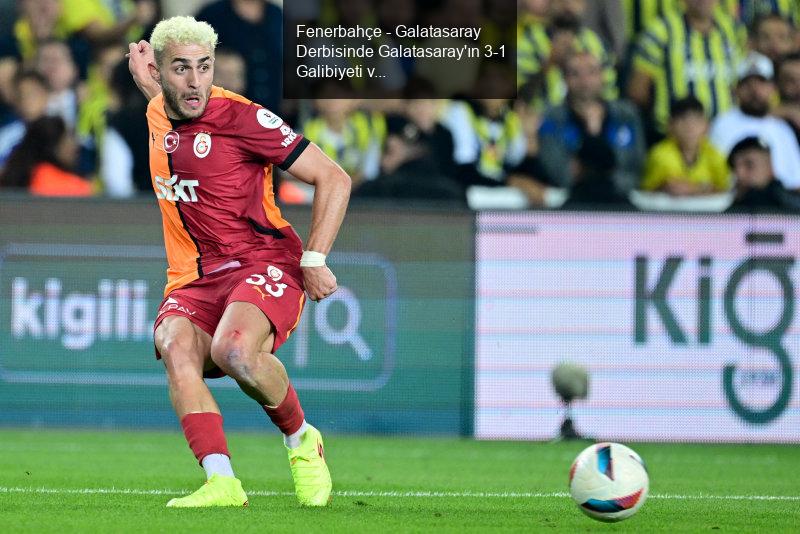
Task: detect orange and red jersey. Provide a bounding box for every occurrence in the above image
[146,86,309,296]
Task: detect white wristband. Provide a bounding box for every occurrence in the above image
[300,250,326,267]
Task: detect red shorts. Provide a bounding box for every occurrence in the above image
[153,259,306,377]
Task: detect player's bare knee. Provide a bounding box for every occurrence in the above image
[160,335,200,375]
[210,336,258,384]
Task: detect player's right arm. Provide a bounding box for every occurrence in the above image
[127,40,162,101]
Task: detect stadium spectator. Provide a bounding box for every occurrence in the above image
[445,60,529,192]
[398,0,484,97]
[445,97,526,182]
[0,115,92,196]
[12,0,61,63]
[212,47,246,95]
[727,136,800,210]
[300,81,381,188]
[499,101,555,207]
[68,0,157,46]
[75,42,127,176]
[628,0,744,138]
[195,0,282,111]
[711,52,800,190]
[482,0,518,50]
[538,51,645,203]
[774,52,800,143]
[13,0,156,75]
[583,0,626,61]
[750,13,797,63]
[517,0,617,108]
[356,82,462,200]
[100,60,147,197]
[0,51,18,127]
[0,70,49,167]
[35,39,78,129]
[724,0,800,27]
[519,0,550,22]
[622,0,679,44]
[642,96,730,195]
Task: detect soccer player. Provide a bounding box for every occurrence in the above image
[126,16,351,507]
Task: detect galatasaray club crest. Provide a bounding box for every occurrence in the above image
[163,130,179,153]
[193,132,211,158]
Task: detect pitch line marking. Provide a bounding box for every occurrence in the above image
[0,487,798,501]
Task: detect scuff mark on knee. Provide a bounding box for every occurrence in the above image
[213,344,255,385]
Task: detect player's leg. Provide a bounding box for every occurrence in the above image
[209,302,290,401]
[210,301,331,506]
[156,315,218,417]
[155,315,247,507]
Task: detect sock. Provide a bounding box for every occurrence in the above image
[201,453,235,478]
[284,420,309,449]
[263,383,305,437]
[180,412,231,471]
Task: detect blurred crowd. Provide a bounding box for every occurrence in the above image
[0,0,799,212]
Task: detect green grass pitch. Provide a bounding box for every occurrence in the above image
[1,429,798,532]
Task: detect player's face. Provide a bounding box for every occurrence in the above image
[159,43,214,120]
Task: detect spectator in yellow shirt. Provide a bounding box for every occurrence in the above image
[642,96,730,195]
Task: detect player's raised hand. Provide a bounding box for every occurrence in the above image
[127,40,161,101]
[302,265,338,302]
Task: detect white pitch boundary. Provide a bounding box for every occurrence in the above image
[0,487,798,501]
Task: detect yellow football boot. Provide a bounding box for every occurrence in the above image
[166,474,248,508]
[287,425,332,506]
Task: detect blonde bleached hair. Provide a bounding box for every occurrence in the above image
[150,16,219,65]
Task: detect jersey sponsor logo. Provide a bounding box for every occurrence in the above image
[279,124,298,148]
[246,272,287,298]
[256,108,283,129]
[193,132,212,158]
[155,174,200,202]
[158,296,196,316]
[163,130,179,153]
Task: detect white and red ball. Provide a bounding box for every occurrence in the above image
[568,442,649,522]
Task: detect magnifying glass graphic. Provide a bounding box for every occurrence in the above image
[314,287,373,360]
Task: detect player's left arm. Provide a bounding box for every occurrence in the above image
[284,143,352,302]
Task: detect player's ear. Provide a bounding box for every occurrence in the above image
[148,63,161,84]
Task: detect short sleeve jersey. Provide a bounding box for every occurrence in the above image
[146,86,309,296]
[632,10,744,131]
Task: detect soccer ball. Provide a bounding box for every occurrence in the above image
[568,442,649,522]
